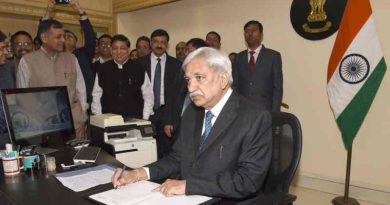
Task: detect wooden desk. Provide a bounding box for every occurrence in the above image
[0,147,122,205]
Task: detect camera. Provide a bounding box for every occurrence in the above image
[55,0,69,4]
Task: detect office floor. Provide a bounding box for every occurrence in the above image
[290,186,382,205]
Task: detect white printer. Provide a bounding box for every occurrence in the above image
[90,114,157,168]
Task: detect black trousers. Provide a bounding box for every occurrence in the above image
[150,106,175,159]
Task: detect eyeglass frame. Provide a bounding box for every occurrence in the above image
[13,41,33,47]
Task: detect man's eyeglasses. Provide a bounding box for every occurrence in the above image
[100,43,111,48]
[14,42,32,47]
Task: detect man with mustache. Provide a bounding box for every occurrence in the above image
[137,29,182,159]
[175,41,187,62]
[233,20,283,111]
[112,47,272,204]
[136,36,151,58]
[11,31,34,76]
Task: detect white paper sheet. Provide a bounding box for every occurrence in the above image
[55,164,115,192]
[89,180,211,205]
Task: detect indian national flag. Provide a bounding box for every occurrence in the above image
[327,0,386,149]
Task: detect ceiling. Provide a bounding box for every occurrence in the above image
[113,0,180,13]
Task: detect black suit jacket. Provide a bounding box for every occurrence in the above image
[233,45,283,111]
[147,91,272,201]
[137,53,182,108]
[162,74,187,131]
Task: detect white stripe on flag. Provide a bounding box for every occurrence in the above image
[327,16,383,118]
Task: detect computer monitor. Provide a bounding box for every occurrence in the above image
[0,86,75,147]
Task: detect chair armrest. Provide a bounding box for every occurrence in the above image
[253,192,297,205]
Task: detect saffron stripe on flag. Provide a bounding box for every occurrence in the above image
[327,0,372,82]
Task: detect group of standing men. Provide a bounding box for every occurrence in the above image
[1,0,284,202]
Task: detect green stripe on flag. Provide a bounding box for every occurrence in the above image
[336,58,387,149]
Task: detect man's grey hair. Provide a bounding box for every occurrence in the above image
[182,47,233,85]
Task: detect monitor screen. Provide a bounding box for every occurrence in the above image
[1,86,75,147]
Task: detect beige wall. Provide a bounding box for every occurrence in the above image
[117,0,390,198]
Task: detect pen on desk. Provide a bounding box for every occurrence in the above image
[115,165,127,189]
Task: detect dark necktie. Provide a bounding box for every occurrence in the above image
[249,51,255,75]
[153,58,161,110]
[199,111,214,148]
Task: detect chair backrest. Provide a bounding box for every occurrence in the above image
[263,111,302,194]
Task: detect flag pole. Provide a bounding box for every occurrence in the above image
[332,145,360,205]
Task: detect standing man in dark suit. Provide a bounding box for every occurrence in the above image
[112,47,272,203]
[162,38,208,141]
[233,20,283,111]
[137,29,182,158]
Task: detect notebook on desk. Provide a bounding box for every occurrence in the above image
[88,180,211,205]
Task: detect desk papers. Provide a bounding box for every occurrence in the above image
[55,164,115,192]
[89,180,211,205]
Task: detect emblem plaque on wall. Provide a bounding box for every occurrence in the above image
[290,0,347,40]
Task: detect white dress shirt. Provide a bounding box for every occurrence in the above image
[144,87,233,179]
[150,52,166,106]
[91,59,154,120]
[17,47,88,112]
[247,44,263,63]
[202,88,233,134]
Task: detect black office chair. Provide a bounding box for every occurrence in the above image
[253,111,303,205]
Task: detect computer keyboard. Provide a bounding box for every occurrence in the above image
[35,146,59,155]
[73,146,101,163]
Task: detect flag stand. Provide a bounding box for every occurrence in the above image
[332,146,360,205]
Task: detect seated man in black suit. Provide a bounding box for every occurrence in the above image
[112,47,272,203]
